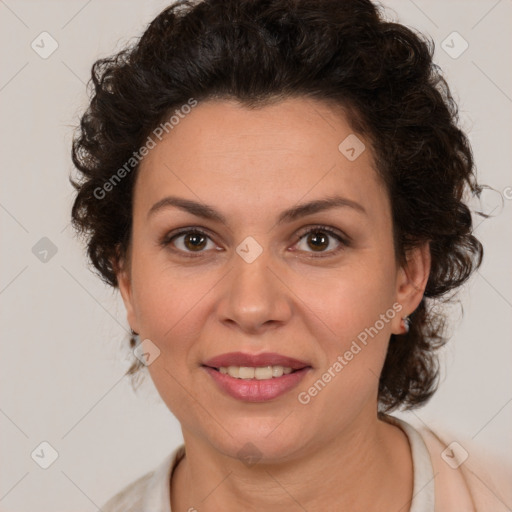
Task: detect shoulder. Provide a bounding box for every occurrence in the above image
[101,470,155,512]
[101,444,186,512]
[414,421,512,512]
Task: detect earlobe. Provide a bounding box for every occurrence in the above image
[392,242,431,334]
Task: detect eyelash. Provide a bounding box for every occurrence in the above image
[160,225,350,259]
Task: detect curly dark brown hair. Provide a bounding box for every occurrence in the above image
[70,0,483,412]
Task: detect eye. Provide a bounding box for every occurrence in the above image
[292,225,349,257]
[161,225,349,258]
[161,228,217,256]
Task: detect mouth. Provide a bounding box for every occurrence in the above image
[202,351,311,372]
[202,365,306,380]
[201,352,312,402]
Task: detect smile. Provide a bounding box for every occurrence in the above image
[218,365,294,379]
[202,365,311,402]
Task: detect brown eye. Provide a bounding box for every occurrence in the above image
[306,231,330,252]
[183,232,207,251]
[162,229,215,255]
[293,225,348,257]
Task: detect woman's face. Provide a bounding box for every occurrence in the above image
[118,97,426,462]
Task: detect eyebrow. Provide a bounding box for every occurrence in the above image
[147,194,366,225]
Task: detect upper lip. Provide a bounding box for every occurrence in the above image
[203,352,311,370]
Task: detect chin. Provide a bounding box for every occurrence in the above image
[203,417,309,464]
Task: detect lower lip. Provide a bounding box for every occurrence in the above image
[203,366,310,402]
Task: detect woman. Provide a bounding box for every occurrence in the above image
[70,0,511,510]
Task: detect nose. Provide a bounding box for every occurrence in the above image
[216,247,293,335]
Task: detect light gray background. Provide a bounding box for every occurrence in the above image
[1,0,511,510]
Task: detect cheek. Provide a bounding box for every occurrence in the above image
[130,239,207,328]
[291,255,398,400]
[129,259,212,412]
[294,254,397,342]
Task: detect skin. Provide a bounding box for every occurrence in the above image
[117,97,431,512]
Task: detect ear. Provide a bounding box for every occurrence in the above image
[114,252,139,334]
[391,242,431,335]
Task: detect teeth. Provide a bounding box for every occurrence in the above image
[218,365,296,379]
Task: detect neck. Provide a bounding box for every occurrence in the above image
[171,413,413,512]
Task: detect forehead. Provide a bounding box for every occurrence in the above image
[134,97,387,222]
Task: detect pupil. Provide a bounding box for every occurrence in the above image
[308,231,328,251]
[185,233,206,251]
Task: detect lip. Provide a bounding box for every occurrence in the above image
[203,351,310,370]
[202,351,312,402]
[203,366,311,402]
